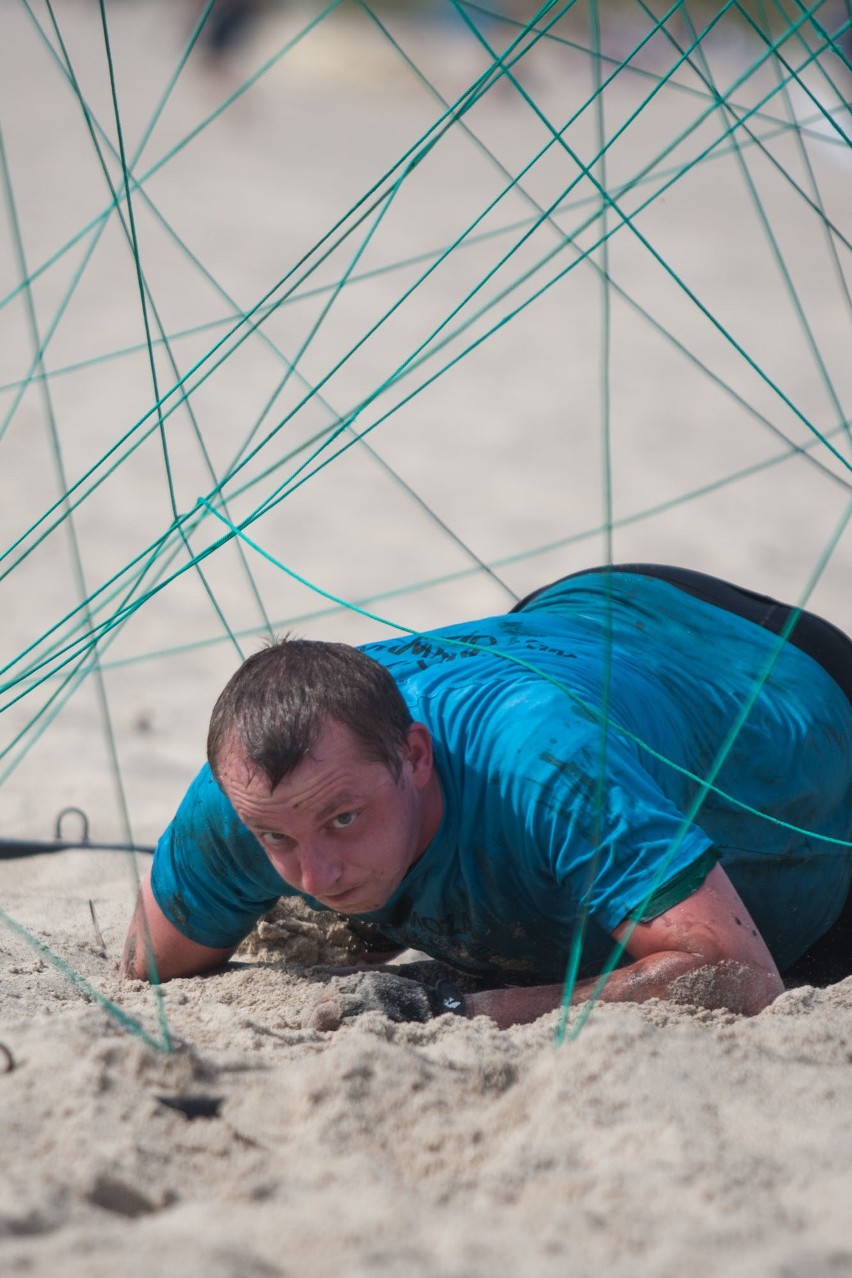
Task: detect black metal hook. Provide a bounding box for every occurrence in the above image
[54,807,91,845]
[0,807,154,859]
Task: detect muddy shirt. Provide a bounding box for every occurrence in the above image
[150,573,852,980]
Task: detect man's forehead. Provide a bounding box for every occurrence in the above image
[217,720,380,795]
[218,744,270,794]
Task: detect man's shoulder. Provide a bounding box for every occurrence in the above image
[359,611,579,682]
[168,763,260,855]
[176,762,231,817]
[151,763,284,947]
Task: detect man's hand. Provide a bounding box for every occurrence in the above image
[301,971,466,1030]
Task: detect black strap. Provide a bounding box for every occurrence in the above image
[433,980,466,1017]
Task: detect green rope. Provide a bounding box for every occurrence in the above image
[1,105,173,1051]
[3,412,848,735]
[3,13,846,594]
[0,904,170,1053]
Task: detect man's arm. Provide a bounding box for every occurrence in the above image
[119,869,236,981]
[464,864,784,1028]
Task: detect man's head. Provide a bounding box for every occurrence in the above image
[207,639,442,913]
[207,638,414,789]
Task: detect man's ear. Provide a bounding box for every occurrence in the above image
[403,722,434,788]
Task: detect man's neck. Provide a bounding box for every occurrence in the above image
[415,765,444,860]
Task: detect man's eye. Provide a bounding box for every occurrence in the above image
[262,831,290,845]
[331,812,357,830]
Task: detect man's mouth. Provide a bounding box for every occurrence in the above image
[323,881,394,913]
[323,884,365,905]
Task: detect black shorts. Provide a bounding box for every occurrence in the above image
[512,562,852,706]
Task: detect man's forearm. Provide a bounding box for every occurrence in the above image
[464,951,784,1029]
[119,893,152,980]
[119,875,236,981]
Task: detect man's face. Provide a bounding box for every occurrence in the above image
[217,719,441,915]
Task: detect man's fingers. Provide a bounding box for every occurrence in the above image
[302,995,344,1032]
[301,971,436,1028]
[300,971,469,1031]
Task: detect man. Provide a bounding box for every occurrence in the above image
[121,564,852,1028]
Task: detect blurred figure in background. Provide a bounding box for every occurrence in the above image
[189,0,265,68]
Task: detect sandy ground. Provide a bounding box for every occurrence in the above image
[1,2,851,1275]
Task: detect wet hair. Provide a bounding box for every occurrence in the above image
[206,638,413,789]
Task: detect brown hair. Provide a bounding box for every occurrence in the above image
[207,638,413,788]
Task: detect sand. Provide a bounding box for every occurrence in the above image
[1,3,851,1275]
[2,856,852,1278]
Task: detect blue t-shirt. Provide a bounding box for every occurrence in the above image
[151,573,852,980]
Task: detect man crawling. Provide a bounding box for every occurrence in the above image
[121,564,852,1028]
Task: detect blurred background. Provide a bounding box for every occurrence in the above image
[1,0,850,847]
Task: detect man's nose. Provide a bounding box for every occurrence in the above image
[298,841,343,898]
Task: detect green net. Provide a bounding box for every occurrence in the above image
[1,0,850,1050]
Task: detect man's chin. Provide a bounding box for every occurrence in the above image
[321,884,391,914]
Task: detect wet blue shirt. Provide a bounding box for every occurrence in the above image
[150,573,852,980]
